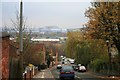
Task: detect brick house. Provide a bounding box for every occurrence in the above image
[31,43,46,65]
[0,32,10,79]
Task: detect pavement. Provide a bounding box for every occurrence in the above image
[89,71,120,80]
[33,69,54,78]
[33,66,56,80]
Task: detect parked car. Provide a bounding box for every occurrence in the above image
[78,66,86,72]
[72,65,79,71]
[69,59,75,64]
[78,64,81,67]
[62,61,65,64]
[57,64,62,69]
[59,66,75,80]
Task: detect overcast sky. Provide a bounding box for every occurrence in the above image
[1,1,91,29]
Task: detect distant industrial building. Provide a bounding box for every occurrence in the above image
[31,38,60,42]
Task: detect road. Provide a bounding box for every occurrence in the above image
[33,64,119,80]
[50,65,114,80]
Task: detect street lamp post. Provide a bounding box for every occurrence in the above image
[106,40,112,77]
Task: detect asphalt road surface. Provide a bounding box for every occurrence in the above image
[51,65,113,80]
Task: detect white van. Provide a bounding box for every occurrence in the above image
[69,59,75,64]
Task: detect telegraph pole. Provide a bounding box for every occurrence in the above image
[18,0,23,79]
[19,0,23,52]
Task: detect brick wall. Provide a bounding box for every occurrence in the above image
[0,38,2,79]
[9,43,19,79]
[9,43,18,58]
[1,36,10,79]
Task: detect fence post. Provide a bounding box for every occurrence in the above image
[24,70,27,80]
[118,62,120,75]
[30,68,32,80]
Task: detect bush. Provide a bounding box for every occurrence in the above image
[90,59,120,75]
[90,59,106,72]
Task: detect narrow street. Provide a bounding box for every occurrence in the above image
[32,65,119,80]
[1,1,120,80]
[51,66,120,80]
[51,66,106,80]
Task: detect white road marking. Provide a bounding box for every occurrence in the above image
[50,71,54,78]
[75,75,80,78]
[41,70,46,71]
[41,72,44,78]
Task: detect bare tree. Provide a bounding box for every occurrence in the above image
[10,10,27,33]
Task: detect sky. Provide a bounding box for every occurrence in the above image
[1,1,92,29]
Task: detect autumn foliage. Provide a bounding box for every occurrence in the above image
[85,2,120,62]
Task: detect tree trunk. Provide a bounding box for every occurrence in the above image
[115,42,120,62]
[112,34,120,74]
[117,48,120,74]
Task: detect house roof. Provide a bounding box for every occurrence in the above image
[0,32,10,38]
[34,43,45,52]
[31,38,60,42]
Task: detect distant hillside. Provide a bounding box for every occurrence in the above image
[2,26,68,33]
[27,26,67,33]
[42,26,60,29]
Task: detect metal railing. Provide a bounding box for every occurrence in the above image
[23,66,38,80]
